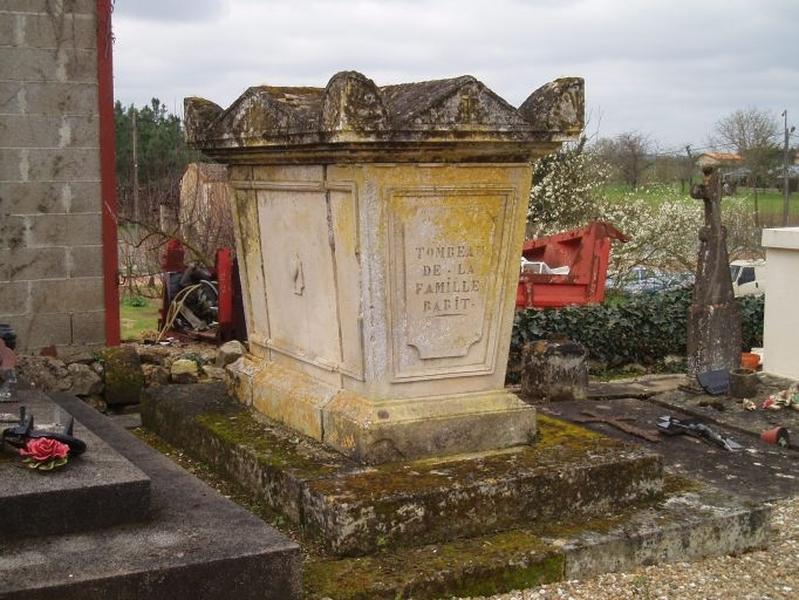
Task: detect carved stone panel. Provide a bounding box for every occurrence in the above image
[387,188,515,381]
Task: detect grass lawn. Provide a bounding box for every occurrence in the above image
[120,296,161,341]
[600,182,799,222]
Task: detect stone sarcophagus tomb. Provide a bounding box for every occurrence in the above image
[185,71,583,464]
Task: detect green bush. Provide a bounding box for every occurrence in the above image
[510,288,764,374]
[123,295,148,308]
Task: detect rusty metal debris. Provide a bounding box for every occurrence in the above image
[574,410,661,443]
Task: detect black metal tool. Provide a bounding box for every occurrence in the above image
[2,406,87,456]
[657,415,743,452]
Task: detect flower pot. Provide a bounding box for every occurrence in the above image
[760,426,790,447]
[741,352,760,370]
[729,368,758,398]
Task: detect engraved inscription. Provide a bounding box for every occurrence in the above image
[400,204,497,360]
[410,244,486,316]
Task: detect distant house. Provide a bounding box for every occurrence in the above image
[179,163,235,265]
[695,152,743,168]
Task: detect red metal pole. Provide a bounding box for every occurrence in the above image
[96,0,120,345]
[216,248,234,342]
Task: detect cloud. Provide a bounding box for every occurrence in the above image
[114,0,225,22]
[112,0,799,146]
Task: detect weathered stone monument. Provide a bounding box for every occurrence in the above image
[185,71,585,463]
[687,166,741,377]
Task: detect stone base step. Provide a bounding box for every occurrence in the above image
[304,476,770,599]
[142,383,663,556]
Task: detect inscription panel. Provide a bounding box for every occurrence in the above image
[387,188,515,381]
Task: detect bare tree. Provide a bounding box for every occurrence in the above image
[709,108,779,188]
[597,131,653,189]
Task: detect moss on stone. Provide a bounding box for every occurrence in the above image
[304,528,565,600]
[100,346,144,406]
[195,411,341,478]
[308,414,622,500]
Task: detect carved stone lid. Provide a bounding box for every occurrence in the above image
[185,71,583,164]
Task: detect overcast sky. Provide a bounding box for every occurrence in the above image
[113,0,798,152]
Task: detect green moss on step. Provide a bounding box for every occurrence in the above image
[304,528,565,600]
[308,414,623,500]
[195,412,340,477]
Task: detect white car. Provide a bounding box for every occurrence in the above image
[730,260,765,297]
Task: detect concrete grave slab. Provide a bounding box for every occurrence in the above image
[0,390,150,538]
[0,393,301,600]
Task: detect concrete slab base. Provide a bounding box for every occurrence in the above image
[0,393,301,600]
[0,391,150,538]
[303,476,770,599]
[228,357,537,464]
[143,383,663,556]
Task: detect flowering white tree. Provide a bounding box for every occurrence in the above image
[527,137,610,238]
[528,146,762,286]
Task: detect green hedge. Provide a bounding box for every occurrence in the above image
[511,288,764,372]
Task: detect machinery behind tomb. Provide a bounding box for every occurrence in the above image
[516,221,629,309]
[158,240,246,344]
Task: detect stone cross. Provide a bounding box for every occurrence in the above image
[686,166,741,377]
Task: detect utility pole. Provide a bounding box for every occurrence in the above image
[782,110,795,227]
[132,108,140,225]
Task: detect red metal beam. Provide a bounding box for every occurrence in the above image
[96,0,120,345]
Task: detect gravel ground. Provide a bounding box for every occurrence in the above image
[460,496,799,600]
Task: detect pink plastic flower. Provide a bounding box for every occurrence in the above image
[19,437,69,462]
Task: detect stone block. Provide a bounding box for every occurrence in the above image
[24,212,65,245]
[170,358,199,384]
[5,246,69,281]
[216,339,246,367]
[64,114,99,146]
[0,391,151,538]
[0,82,24,114]
[520,340,589,402]
[26,148,100,181]
[0,12,19,47]
[67,180,101,212]
[0,215,27,250]
[0,148,23,180]
[27,212,101,246]
[71,309,105,345]
[68,244,102,277]
[0,114,61,147]
[22,12,96,49]
[2,312,72,349]
[0,280,29,315]
[0,250,8,281]
[0,47,97,83]
[24,81,99,116]
[30,277,104,314]
[0,181,69,214]
[66,361,103,394]
[101,345,145,406]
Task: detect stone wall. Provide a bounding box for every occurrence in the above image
[0,0,104,351]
